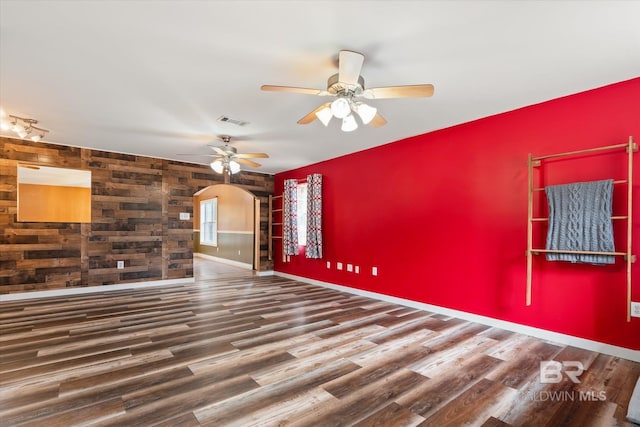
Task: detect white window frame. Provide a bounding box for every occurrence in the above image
[200,198,218,246]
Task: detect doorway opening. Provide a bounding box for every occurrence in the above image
[193,184,260,272]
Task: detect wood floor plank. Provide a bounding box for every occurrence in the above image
[290,368,428,427]
[99,374,261,427]
[194,358,362,426]
[251,338,377,386]
[352,402,425,427]
[419,378,518,426]
[481,416,512,426]
[397,352,504,418]
[484,340,563,389]
[410,334,498,379]
[0,261,637,427]
[222,387,339,427]
[499,374,578,425]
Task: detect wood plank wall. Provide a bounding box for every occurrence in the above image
[0,137,274,294]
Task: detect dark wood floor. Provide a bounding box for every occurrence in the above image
[1,260,638,426]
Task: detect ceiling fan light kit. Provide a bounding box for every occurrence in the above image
[211,159,241,174]
[181,135,270,175]
[261,50,434,132]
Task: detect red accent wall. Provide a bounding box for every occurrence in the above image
[274,77,640,350]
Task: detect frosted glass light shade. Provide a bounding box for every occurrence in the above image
[355,102,377,124]
[211,160,224,173]
[229,160,241,174]
[315,106,333,126]
[341,114,358,132]
[330,98,351,119]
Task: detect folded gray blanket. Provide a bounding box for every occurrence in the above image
[545,179,615,264]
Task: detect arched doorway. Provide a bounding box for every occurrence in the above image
[193,184,260,271]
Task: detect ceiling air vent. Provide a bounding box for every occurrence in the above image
[216,115,249,127]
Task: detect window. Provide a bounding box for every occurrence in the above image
[297,183,307,246]
[200,198,217,246]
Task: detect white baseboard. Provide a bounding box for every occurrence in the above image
[256,270,275,277]
[195,253,252,270]
[275,272,640,363]
[0,277,195,302]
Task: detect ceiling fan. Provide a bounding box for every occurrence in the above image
[261,50,434,132]
[183,136,269,175]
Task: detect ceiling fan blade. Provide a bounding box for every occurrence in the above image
[369,113,388,128]
[260,85,326,96]
[234,153,269,159]
[208,146,228,156]
[177,154,224,159]
[363,84,434,99]
[235,158,261,168]
[338,50,364,85]
[297,103,331,125]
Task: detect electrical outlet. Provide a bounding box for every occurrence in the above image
[117,261,124,269]
[326,261,331,269]
[355,266,360,274]
[372,266,378,276]
[631,302,640,318]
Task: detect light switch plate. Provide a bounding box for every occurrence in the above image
[631,302,640,318]
[179,212,190,220]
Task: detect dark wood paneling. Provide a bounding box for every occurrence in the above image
[0,137,274,293]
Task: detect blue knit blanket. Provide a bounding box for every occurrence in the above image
[545,179,615,264]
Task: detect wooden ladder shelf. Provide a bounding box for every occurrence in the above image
[526,136,637,321]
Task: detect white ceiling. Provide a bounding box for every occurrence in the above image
[1,1,639,174]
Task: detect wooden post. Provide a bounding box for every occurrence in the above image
[526,153,534,306]
[626,136,636,322]
[268,195,273,261]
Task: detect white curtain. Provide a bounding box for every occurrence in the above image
[282,179,298,255]
[305,174,323,259]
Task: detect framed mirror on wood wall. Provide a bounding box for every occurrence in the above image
[17,165,91,223]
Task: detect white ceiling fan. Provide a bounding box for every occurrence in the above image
[180,136,269,175]
[261,50,434,132]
